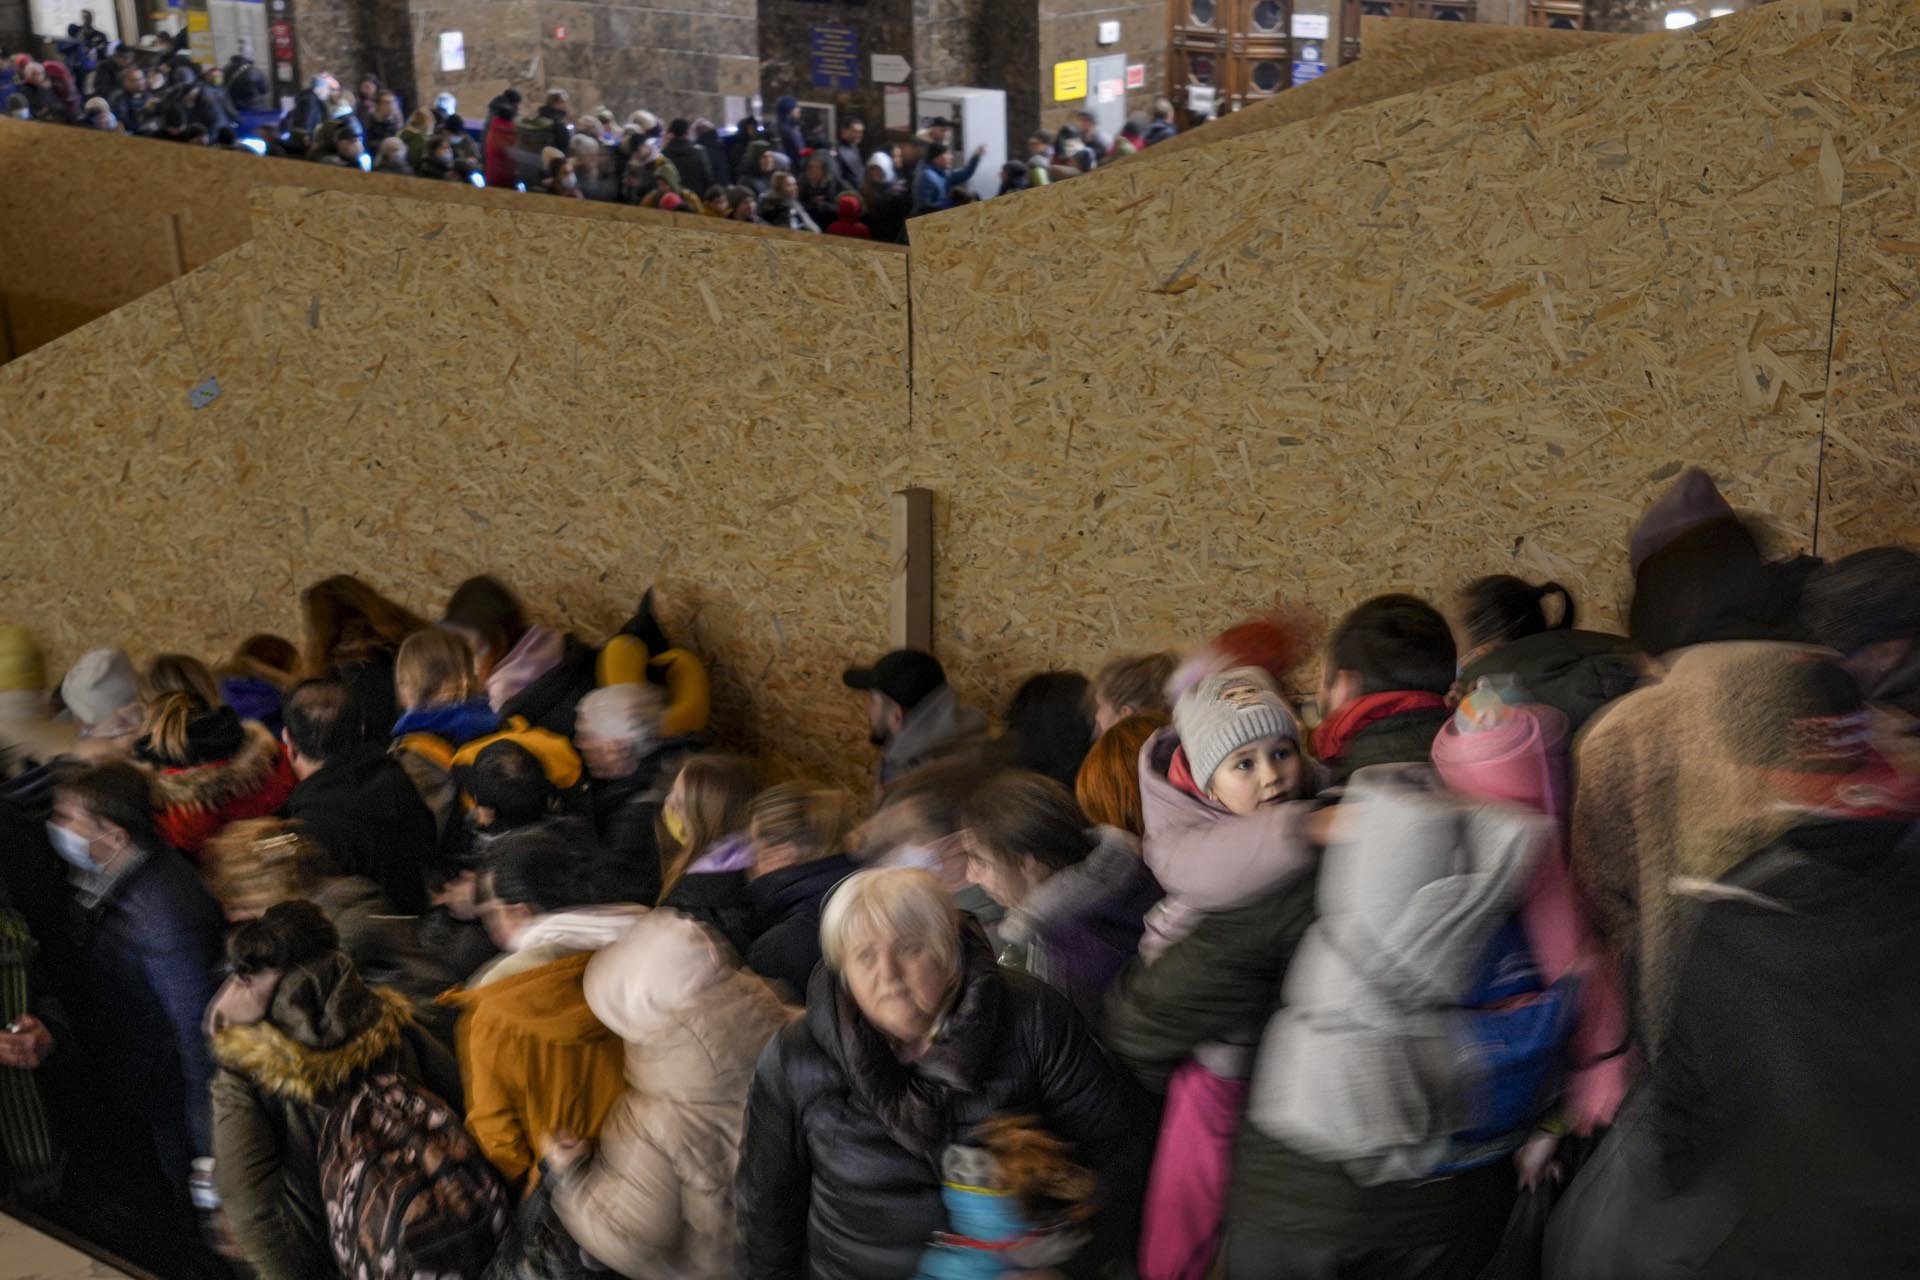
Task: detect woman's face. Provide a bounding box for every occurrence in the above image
[843,927,952,1045]
[1207,734,1304,815]
[961,837,1040,909]
[757,151,774,173]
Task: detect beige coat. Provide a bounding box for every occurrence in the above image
[554,909,796,1279]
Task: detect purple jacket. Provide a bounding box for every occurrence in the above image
[996,828,1160,1031]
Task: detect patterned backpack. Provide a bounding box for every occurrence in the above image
[319,1073,510,1280]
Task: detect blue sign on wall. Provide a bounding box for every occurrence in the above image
[1292,60,1327,85]
[810,23,860,91]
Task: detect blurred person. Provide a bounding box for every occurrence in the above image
[738,138,776,196]
[843,648,988,789]
[214,633,299,738]
[133,669,296,856]
[1146,98,1179,145]
[828,116,866,188]
[300,573,426,736]
[0,626,75,783]
[418,131,460,180]
[60,647,144,760]
[1091,650,1179,735]
[860,153,911,244]
[541,148,582,198]
[443,112,480,170]
[958,769,1157,1030]
[202,818,461,1042]
[53,762,225,1213]
[911,142,987,216]
[485,88,521,187]
[542,910,794,1278]
[773,94,805,163]
[997,160,1032,194]
[1801,545,1920,724]
[1104,595,1491,1280]
[737,867,1150,1277]
[1131,666,1316,1280]
[281,678,436,913]
[742,783,860,998]
[372,135,413,175]
[1452,575,1641,732]
[283,72,337,137]
[758,170,819,231]
[1073,107,1113,160]
[206,902,463,1280]
[824,191,871,238]
[1075,710,1170,837]
[661,116,711,193]
[576,682,694,906]
[798,151,845,228]
[658,753,760,951]
[308,98,359,163]
[389,626,499,840]
[443,574,598,736]
[398,103,434,165]
[1545,648,1920,1279]
[997,669,1095,791]
[438,824,632,1186]
[854,754,1007,937]
[81,94,117,130]
[700,184,734,219]
[108,64,151,132]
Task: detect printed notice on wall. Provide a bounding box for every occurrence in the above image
[438,30,465,72]
[810,23,859,91]
[1291,12,1330,38]
[884,84,910,129]
[1053,58,1088,101]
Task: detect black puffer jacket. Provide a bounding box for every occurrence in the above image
[737,922,1150,1279]
[742,853,860,999]
[1545,817,1920,1279]
[1456,628,1644,735]
[498,635,599,737]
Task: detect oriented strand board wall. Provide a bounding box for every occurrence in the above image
[908,2,1847,716]
[0,188,909,791]
[0,117,883,362]
[1817,0,1920,554]
[1147,18,1619,160]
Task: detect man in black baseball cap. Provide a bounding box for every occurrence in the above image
[843,649,987,787]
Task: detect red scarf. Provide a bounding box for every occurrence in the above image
[1310,690,1449,763]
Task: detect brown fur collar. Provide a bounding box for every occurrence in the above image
[210,985,413,1104]
[147,720,285,813]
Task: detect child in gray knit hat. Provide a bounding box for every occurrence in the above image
[1171,667,1307,815]
[1132,664,1317,1275]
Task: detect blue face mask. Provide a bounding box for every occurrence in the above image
[46,822,97,871]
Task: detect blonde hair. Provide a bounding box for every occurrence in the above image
[749,782,852,866]
[203,817,324,915]
[142,691,206,765]
[140,653,219,709]
[1092,651,1178,718]
[659,753,759,901]
[819,867,962,978]
[394,627,478,711]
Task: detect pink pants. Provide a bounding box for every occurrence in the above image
[1139,1060,1248,1280]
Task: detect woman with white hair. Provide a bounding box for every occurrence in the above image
[736,867,1150,1277]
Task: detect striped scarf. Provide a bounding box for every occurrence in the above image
[0,908,61,1199]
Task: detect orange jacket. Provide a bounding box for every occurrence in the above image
[438,950,625,1185]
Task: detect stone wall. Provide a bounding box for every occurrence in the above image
[0,0,32,57]
[407,0,758,125]
[1035,0,1166,136]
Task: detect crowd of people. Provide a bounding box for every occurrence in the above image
[0,466,1916,1280]
[2,25,1190,243]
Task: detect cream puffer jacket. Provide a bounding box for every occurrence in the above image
[553,908,797,1279]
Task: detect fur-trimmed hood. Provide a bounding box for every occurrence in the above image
[147,718,289,814]
[211,976,414,1105]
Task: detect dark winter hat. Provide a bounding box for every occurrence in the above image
[461,739,555,827]
[667,116,690,135]
[1801,547,1920,656]
[1629,467,1735,574]
[844,649,948,712]
[929,116,952,128]
[925,142,950,163]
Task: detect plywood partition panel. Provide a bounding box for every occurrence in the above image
[0,187,909,792]
[0,118,891,363]
[1816,0,1920,555]
[908,4,1846,717]
[1149,17,1620,160]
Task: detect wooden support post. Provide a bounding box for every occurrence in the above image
[891,487,933,653]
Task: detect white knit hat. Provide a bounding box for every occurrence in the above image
[60,648,138,728]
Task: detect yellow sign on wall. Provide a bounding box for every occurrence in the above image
[1053,59,1088,102]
